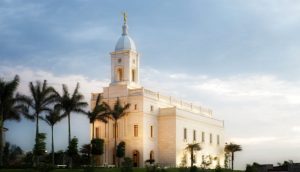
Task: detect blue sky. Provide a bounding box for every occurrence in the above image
[1,0,300,170]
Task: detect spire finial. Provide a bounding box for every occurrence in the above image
[122,11,127,25]
[121,12,128,36]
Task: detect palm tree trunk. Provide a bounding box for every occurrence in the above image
[36,113,39,166]
[113,120,117,166]
[92,122,95,140]
[190,148,193,167]
[231,152,234,170]
[51,125,54,166]
[68,112,71,145]
[67,112,72,168]
[91,121,94,166]
[0,115,4,167]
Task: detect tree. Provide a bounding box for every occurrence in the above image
[224,142,242,170]
[0,75,26,166]
[67,137,79,168]
[91,138,104,165]
[103,98,130,165]
[185,143,201,167]
[224,152,230,169]
[40,106,63,165]
[80,144,91,165]
[17,80,56,165]
[55,83,88,146]
[116,141,125,166]
[87,94,107,140]
[33,133,47,161]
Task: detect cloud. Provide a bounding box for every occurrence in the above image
[140,66,300,168]
[229,137,278,145]
[292,126,300,133]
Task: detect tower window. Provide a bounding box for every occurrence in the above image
[150,125,153,138]
[150,105,154,111]
[134,125,138,137]
[117,68,123,81]
[118,58,122,63]
[193,130,196,141]
[134,104,137,110]
[210,133,213,144]
[217,135,220,145]
[132,69,135,82]
[202,132,205,143]
[184,128,187,141]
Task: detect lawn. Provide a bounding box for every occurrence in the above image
[0,168,243,172]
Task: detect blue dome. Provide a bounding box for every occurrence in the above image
[114,23,137,51]
[115,35,136,51]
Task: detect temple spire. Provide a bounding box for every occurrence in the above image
[122,12,128,36]
[123,12,127,25]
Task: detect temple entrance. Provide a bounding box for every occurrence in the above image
[133,150,139,167]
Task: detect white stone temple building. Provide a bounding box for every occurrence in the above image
[91,17,225,168]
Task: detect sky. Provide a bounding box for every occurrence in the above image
[1,0,300,170]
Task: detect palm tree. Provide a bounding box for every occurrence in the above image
[0,75,26,167]
[224,142,242,170]
[87,94,108,140]
[40,106,62,165]
[55,83,88,145]
[103,98,130,166]
[15,80,56,165]
[185,143,201,167]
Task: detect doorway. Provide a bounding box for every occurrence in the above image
[133,150,139,167]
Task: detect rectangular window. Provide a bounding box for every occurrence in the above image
[184,128,187,141]
[150,125,153,138]
[193,130,196,141]
[132,69,135,82]
[134,104,137,110]
[210,133,213,144]
[95,127,100,139]
[150,105,154,111]
[134,125,138,137]
[217,135,220,145]
[202,132,205,142]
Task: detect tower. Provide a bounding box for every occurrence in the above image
[110,13,140,88]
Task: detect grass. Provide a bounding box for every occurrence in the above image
[0,168,244,172]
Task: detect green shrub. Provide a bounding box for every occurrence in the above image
[121,157,133,172]
[190,166,198,172]
[179,167,190,172]
[215,165,222,172]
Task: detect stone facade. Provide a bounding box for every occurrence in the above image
[90,18,225,168]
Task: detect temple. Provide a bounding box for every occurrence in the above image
[90,15,225,168]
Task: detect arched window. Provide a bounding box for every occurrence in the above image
[150,151,154,160]
[117,68,123,81]
[132,69,135,82]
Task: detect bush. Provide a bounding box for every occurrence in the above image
[91,138,104,155]
[179,167,190,172]
[121,157,133,172]
[190,166,198,172]
[145,159,155,164]
[215,165,222,172]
